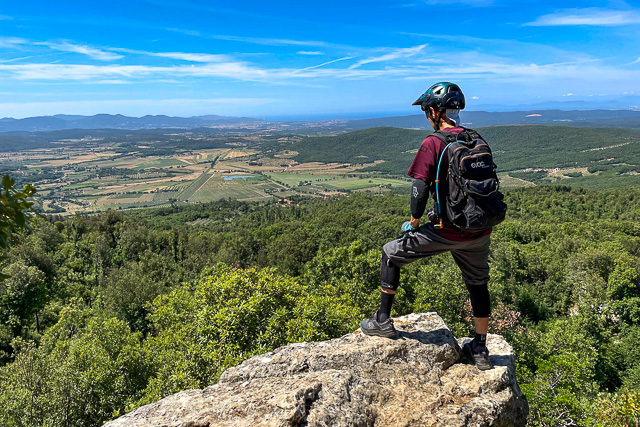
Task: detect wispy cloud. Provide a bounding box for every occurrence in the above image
[165,28,357,50]
[207,34,329,47]
[0,56,33,63]
[111,47,231,63]
[298,51,324,56]
[424,0,493,5]
[37,41,123,61]
[1,52,637,86]
[392,0,493,7]
[348,44,427,69]
[294,56,354,73]
[0,33,638,99]
[0,15,12,20]
[166,27,202,37]
[526,8,640,26]
[0,37,29,49]
[0,61,269,82]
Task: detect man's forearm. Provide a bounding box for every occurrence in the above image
[410,178,429,219]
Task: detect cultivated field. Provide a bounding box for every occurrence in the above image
[7,134,412,214]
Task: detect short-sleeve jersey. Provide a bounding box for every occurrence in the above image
[407,126,492,241]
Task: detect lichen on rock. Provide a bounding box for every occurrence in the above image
[104,312,528,426]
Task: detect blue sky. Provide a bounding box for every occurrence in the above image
[1,0,640,118]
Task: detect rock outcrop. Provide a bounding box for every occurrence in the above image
[104,313,528,426]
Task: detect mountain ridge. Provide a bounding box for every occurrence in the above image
[0,113,263,132]
[3,109,640,133]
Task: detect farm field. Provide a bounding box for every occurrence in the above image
[8,123,639,214]
[6,131,411,214]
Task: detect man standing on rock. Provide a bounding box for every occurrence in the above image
[360,82,505,371]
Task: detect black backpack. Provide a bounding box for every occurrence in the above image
[432,128,507,232]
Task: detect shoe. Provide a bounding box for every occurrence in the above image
[360,311,397,339]
[463,341,492,370]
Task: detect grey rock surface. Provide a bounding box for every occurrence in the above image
[104,312,528,426]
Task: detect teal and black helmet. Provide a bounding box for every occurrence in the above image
[412,82,465,111]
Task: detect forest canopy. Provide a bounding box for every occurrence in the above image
[0,186,639,426]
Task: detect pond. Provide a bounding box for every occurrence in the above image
[224,175,254,181]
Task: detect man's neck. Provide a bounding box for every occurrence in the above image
[438,122,456,131]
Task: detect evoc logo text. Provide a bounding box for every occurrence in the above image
[470,161,488,169]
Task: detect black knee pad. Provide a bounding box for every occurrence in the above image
[466,282,491,318]
[380,251,400,291]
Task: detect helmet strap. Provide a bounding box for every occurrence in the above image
[426,109,444,131]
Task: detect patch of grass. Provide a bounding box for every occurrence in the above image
[324,177,410,190]
[177,173,213,202]
[187,175,273,203]
[266,172,336,187]
[552,168,640,190]
[133,158,183,170]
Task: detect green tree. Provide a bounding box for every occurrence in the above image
[0,261,46,337]
[142,264,361,404]
[0,302,150,426]
[0,175,36,282]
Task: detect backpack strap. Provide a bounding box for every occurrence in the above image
[431,130,456,144]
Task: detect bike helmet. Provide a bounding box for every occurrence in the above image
[412,82,465,111]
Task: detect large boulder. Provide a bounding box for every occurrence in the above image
[104,313,528,426]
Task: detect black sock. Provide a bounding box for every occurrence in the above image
[378,292,395,323]
[473,333,487,350]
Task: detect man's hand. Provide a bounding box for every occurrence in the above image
[398,221,417,242]
[409,216,420,229]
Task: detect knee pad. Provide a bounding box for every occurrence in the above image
[466,283,491,318]
[380,252,400,291]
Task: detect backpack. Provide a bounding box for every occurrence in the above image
[432,128,507,232]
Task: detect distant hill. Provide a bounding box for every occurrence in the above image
[288,125,640,175]
[0,127,239,152]
[0,114,263,132]
[343,110,640,130]
[4,109,640,133]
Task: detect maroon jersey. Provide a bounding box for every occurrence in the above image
[407,126,491,241]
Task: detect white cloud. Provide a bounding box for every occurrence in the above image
[166,28,357,50]
[294,56,354,73]
[166,27,202,37]
[298,51,324,56]
[424,0,493,5]
[208,34,328,47]
[111,48,231,63]
[0,15,12,20]
[526,8,640,26]
[471,96,480,100]
[0,56,34,63]
[0,40,638,100]
[38,41,123,61]
[151,52,229,62]
[0,37,29,48]
[1,37,228,64]
[0,61,270,82]
[349,44,427,69]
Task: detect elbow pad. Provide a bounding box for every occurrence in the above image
[410,179,429,219]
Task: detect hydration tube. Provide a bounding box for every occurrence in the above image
[434,142,453,229]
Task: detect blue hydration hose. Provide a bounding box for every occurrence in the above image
[434,143,453,229]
